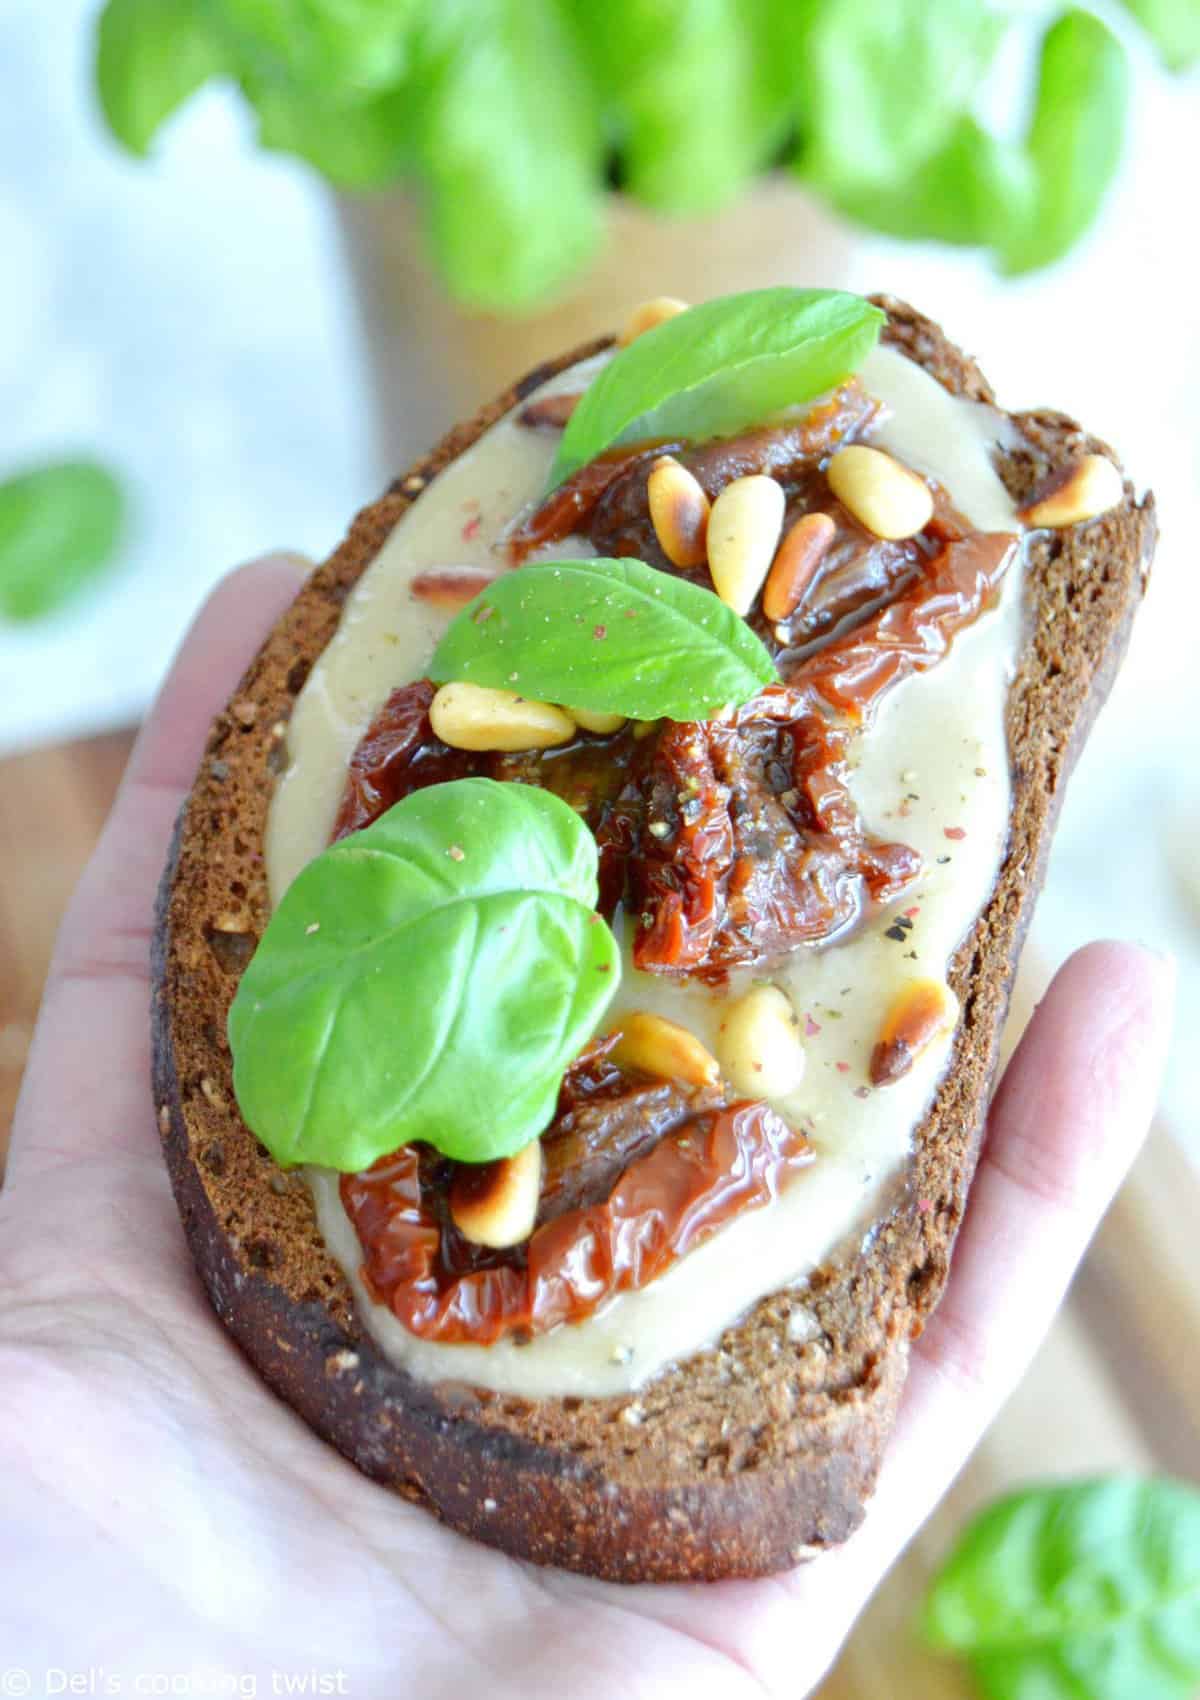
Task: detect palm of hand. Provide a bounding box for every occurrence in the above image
[0,561,1172,1699]
[2,1148,814,1697]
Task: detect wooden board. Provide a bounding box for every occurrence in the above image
[1,732,1196,1696]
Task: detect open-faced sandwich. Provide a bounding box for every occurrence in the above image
[153,290,1155,1581]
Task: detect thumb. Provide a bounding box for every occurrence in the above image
[7,555,307,1195]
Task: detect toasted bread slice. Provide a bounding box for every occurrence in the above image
[152,299,1155,1581]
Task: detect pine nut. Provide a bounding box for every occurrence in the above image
[648,455,711,568]
[618,296,689,346]
[449,1139,542,1248]
[430,682,575,752]
[608,1011,720,1089]
[569,707,627,735]
[410,566,498,612]
[707,475,786,615]
[762,511,837,622]
[716,985,806,1100]
[1019,453,1123,528]
[869,978,959,1087]
[518,392,580,430]
[827,444,933,540]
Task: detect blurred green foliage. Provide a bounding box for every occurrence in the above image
[0,461,126,623]
[95,0,1195,309]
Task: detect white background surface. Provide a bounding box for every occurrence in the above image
[1,0,1197,1140]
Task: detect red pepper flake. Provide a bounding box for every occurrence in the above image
[471,603,494,624]
[624,608,638,619]
[461,515,481,542]
[835,1061,850,1074]
[917,1197,933,1215]
[804,1014,821,1037]
[593,623,608,640]
[904,905,921,919]
[944,826,967,841]
[446,844,465,862]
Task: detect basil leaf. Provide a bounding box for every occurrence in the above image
[1000,10,1130,276]
[924,1477,1200,1700]
[0,461,126,623]
[96,0,228,155]
[228,778,619,1170]
[834,117,1035,251]
[214,0,416,96]
[790,0,1006,197]
[407,0,603,309]
[1117,0,1200,70]
[430,558,776,722]
[563,0,782,213]
[551,288,884,487]
[245,74,414,188]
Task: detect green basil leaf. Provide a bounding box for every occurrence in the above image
[923,1476,1200,1700]
[407,0,603,309]
[550,288,884,487]
[244,74,414,188]
[563,0,782,214]
[1117,0,1200,70]
[229,778,619,1170]
[0,461,126,623]
[1000,10,1130,276]
[790,0,1007,197]
[213,0,416,96]
[96,0,228,155]
[429,558,776,722]
[834,117,1036,251]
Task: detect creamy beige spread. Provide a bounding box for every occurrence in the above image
[269,344,1021,1398]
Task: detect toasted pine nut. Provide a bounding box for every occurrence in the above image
[869,978,959,1087]
[569,707,627,735]
[449,1140,542,1248]
[715,985,806,1100]
[430,682,575,752]
[609,1011,720,1089]
[762,511,837,622]
[1019,453,1123,528]
[707,475,786,615]
[827,444,933,540]
[410,566,498,612]
[618,296,689,346]
[648,455,711,568]
[518,392,580,430]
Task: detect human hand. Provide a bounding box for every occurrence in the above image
[0,557,1174,1699]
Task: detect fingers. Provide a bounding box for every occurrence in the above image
[8,555,307,1192]
[820,940,1175,1599]
[552,943,1174,1697]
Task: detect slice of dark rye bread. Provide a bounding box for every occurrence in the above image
[151,296,1156,1583]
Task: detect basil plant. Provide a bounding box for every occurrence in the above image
[96,1,1195,309]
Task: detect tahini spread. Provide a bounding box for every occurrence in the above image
[268,345,1021,1397]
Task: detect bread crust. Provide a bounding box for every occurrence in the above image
[151,301,1155,1581]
